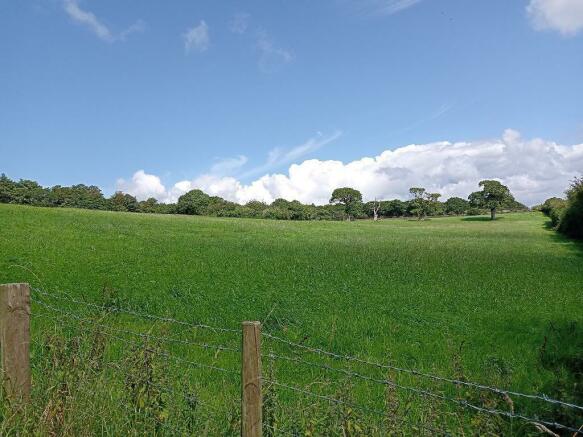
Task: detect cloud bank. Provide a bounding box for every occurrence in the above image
[527,0,583,36]
[117,130,583,206]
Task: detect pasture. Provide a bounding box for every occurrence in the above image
[0,204,581,435]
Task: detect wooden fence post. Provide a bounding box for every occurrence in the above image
[0,283,31,404]
[242,321,262,437]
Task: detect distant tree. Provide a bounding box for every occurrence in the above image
[427,193,442,216]
[371,199,381,221]
[50,184,106,209]
[245,200,268,218]
[445,197,469,215]
[138,197,159,213]
[380,199,407,217]
[176,189,211,215]
[0,174,15,203]
[11,179,50,206]
[364,199,382,220]
[108,192,138,212]
[468,180,514,220]
[330,187,363,221]
[262,207,292,220]
[409,187,441,220]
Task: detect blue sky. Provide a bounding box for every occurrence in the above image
[1,0,582,205]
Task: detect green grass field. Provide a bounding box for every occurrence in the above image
[0,204,581,435]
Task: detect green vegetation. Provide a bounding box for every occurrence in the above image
[539,177,583,240]
[329,187,364,220]
[469,180,516,220]
[0,174,528,222]
[0,204,581,435]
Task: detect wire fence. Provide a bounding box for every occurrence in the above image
[3,285,581,436]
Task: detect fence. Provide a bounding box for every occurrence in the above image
[1,282,582,436]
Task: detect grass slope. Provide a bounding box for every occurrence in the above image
[1,204,581,434]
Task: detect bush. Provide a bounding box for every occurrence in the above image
[466,208,482,216]
[558,178,583,240]
[262,207,292,220]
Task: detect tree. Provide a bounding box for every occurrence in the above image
[409,187,441,220]
[330,187,363,221]
[445,197,469,215]
[176,189,211,215]
[108,192,138,212]
[468,180,514,220]
[557,177,583,240]
[0,174,15,203]
[380,199,407,217]
[364,199,381,220]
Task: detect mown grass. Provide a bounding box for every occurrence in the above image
[0,204,582,435]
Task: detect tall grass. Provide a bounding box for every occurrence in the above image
[1,205,582,435]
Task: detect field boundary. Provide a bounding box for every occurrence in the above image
[1,283,582,436]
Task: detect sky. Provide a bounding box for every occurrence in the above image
[1,0,582,206]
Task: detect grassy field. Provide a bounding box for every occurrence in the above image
[0,204,582,435]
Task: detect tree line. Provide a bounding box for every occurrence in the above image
[0,173,527,221]
[535,177,583,240]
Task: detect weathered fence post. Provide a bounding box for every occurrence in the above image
[242,321,262,437]
[0,283,31,403]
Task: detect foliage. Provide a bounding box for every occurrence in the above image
[176,189,211,215]
[445,197,469,215]
[557,177,583,240]
[108,191,139,212]
[408,187,441,220]
[0,174,532,222]
[469,180,514,220]
[1,206,581,434]
[540,197,567,227]
[330,187,364,220]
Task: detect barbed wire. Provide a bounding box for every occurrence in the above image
[30,287,582,434]
[34,299,239,376]
[32,305,240,355]
[49,353,229,435]
[262,379,583,435]
[263,332,583,412]
[263,378,452,436]
[264,352,581,435]
[32,287,239,334]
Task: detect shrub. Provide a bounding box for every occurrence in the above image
[262,207,292,220]
[466,208,482,216]
[558,177,583,240]
[540,197,567,227]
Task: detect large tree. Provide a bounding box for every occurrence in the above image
[330,187,363,221]
[176,189,211,215]
[468,180,514,220]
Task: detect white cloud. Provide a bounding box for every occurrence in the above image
[184,21,210,53]
[210,155,249,175]
[119,19,147,41]
[256,31,293,72]
[349,0,423,17]
[375,0,422,15]
[230,13,250,34]
[116,170,167,202]
[63,0,145,42]
[527,0,583,36]
[241,131,343,178]
[116,130,583,206]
